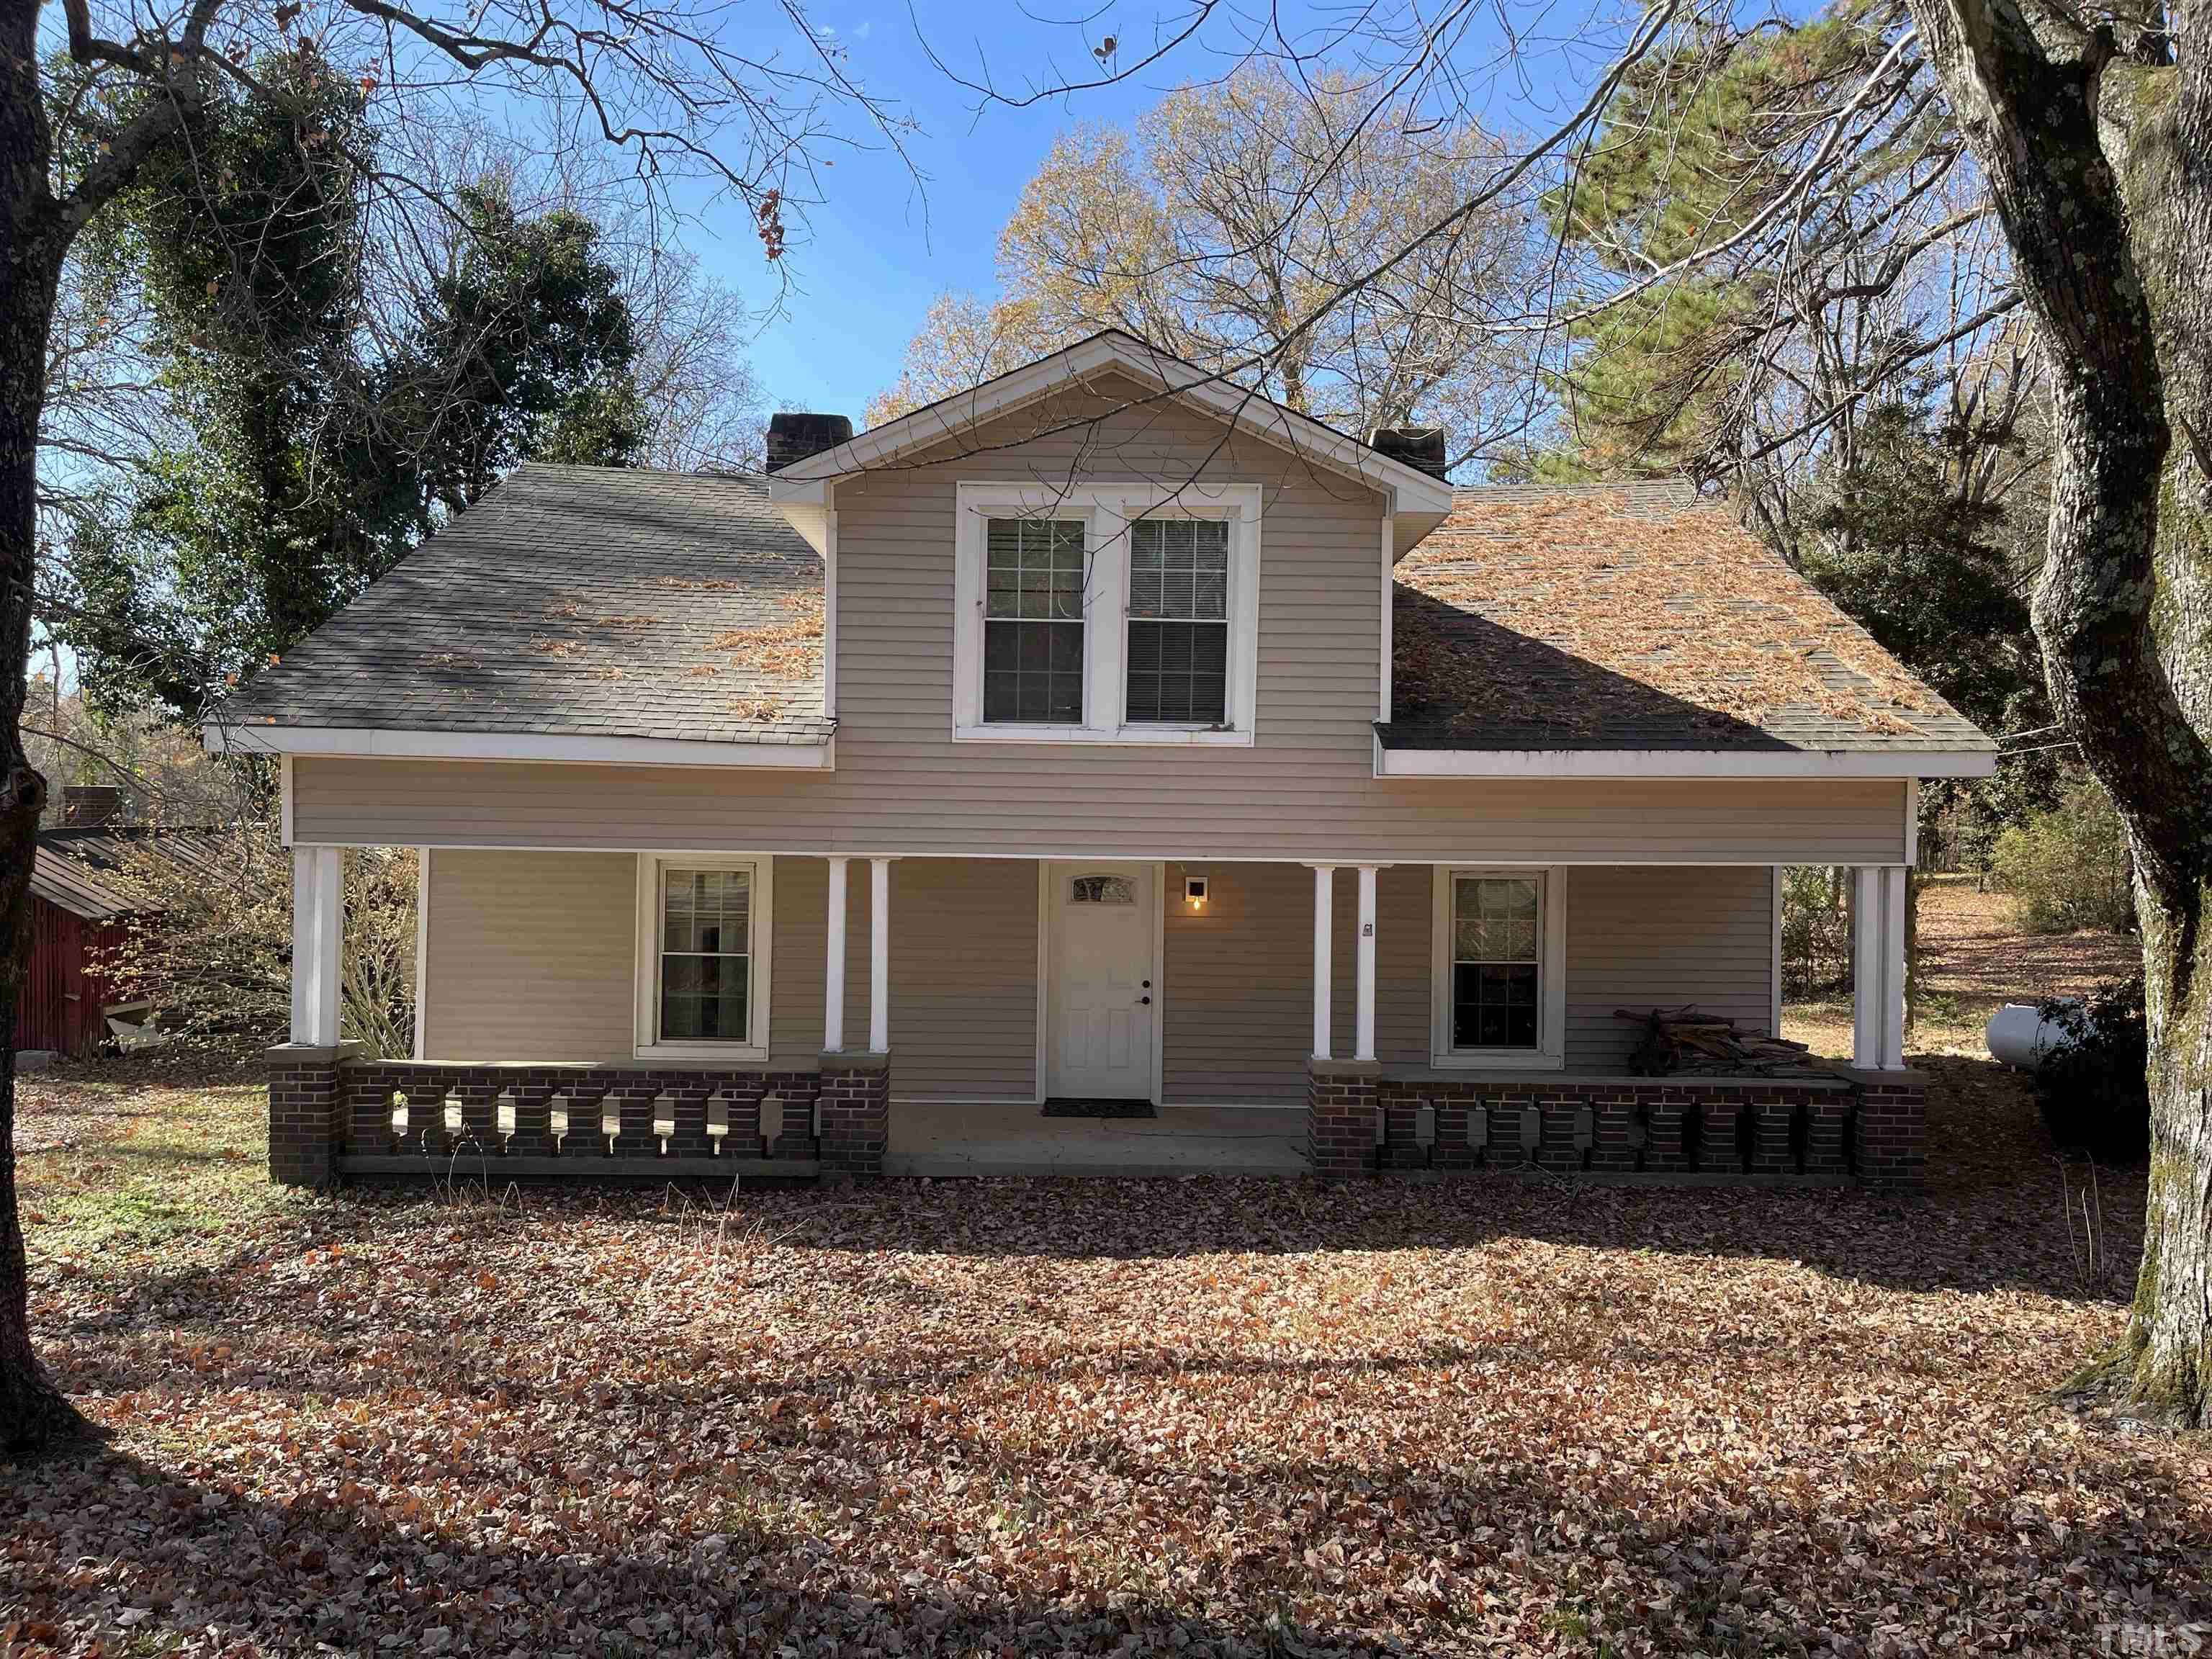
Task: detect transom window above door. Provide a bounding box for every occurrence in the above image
[952,482,1261,746]
[1070,874,1137,904]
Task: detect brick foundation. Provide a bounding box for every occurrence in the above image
[817,1051,891,1177]
[1845,1068,1929,1190]
[295,1057,855,1178]
[1307,1058,1382,1178]
[266,1041,361,1187]
[1699,1097,1746,1175]
[1359,1073,1905,1183]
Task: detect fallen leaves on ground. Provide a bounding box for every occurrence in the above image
[1786,883,2141,1064]
[4,1058,2208,1658]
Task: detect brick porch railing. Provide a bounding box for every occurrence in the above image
[1308,1064,1926,1189]
[266,1051,895,1186]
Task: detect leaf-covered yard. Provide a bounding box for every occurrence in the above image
[4,1056,2209,1658]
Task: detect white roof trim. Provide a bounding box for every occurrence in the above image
[768,331,1455,516]
[1374,742,1997,780]
[206,724,835,770]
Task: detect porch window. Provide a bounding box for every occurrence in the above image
[634,855,773,1061]
[1431,865,1567,1069]
[1125,518,1228,724]
[983,517,1086,724]
[1452,876,1540,1048]
[658,868,750,1040]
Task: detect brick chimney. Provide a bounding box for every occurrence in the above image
[765,412,854,475]
[62,784,124,827]
[1367,426,1449,480]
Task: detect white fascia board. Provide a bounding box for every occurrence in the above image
[206,724,835,770]
[1375,746,1998,780]
[768,480,830,556]
[772,333,1456,518]
[1390,509,1452,559]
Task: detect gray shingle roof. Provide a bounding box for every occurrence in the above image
[220,465,1990,762]
[1385,481,1995,754]
[215,464,832,746]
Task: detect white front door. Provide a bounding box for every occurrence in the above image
[1046,861,1157,1100]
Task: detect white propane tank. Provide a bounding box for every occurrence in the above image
[1986,999,2087,1071]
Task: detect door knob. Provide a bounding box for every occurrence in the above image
[1139,995,1152,1005]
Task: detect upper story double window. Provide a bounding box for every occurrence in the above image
[954,482,1261,746]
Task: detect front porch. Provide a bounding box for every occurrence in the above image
[888,1102,1309,1178]
[267,848,1925,1189]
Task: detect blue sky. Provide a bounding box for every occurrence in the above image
[697,0,1630,421]
[721,0,1227,419]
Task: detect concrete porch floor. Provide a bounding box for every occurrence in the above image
[884,1102,1310,1178]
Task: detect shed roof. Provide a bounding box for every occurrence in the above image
[30,826,234,920]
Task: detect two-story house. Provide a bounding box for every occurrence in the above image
[224,331,1995,1188]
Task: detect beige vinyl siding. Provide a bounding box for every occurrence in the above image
[287,375,1910,867]
[420,853,1776,1080]
[297,758,1907,867]
[1159,862,1774,1089]
[1561,865,1777,1069]
[419,850,637,1062]
[768,857,825,1071]
[1330,864,1431,1071]
[794,855,1038,1094]
[1161,862,1428,1102]
[1161,861,1307,1102]
[423,849,1040,1087]
[886,858,1038,1100]
[418,849,822,1068]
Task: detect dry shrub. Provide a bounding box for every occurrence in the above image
[98,817,418,1059]
[1781,865,1852,994]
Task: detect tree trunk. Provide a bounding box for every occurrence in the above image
[1903,0,2212,1424]
[0,4,94,1458]
[2110,58,2212,1424]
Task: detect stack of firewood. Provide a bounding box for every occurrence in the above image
[1615,1005,1822,1077]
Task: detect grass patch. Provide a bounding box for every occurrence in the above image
[16,1062,287,1269]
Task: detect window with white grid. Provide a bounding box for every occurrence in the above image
[1126,518,1229,724]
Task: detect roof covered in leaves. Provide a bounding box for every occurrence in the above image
[1386,481,1995,754]
[215,464,832,746]
[222,466,1990,761]
[31,827,235,920]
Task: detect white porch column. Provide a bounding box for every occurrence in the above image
[1309,864,1335,1059]
[824,855,849,1052]
[868,857,892,1053]
[289,845,343,1046]
[1852,865,1908,1070]
[1354,866,1380,1062]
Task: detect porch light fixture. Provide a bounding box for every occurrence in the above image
[1184,875,1210,909]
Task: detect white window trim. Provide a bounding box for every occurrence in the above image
[1429,864,1568,1070]
[953,480,1261,747]
[634,853,775,1063]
